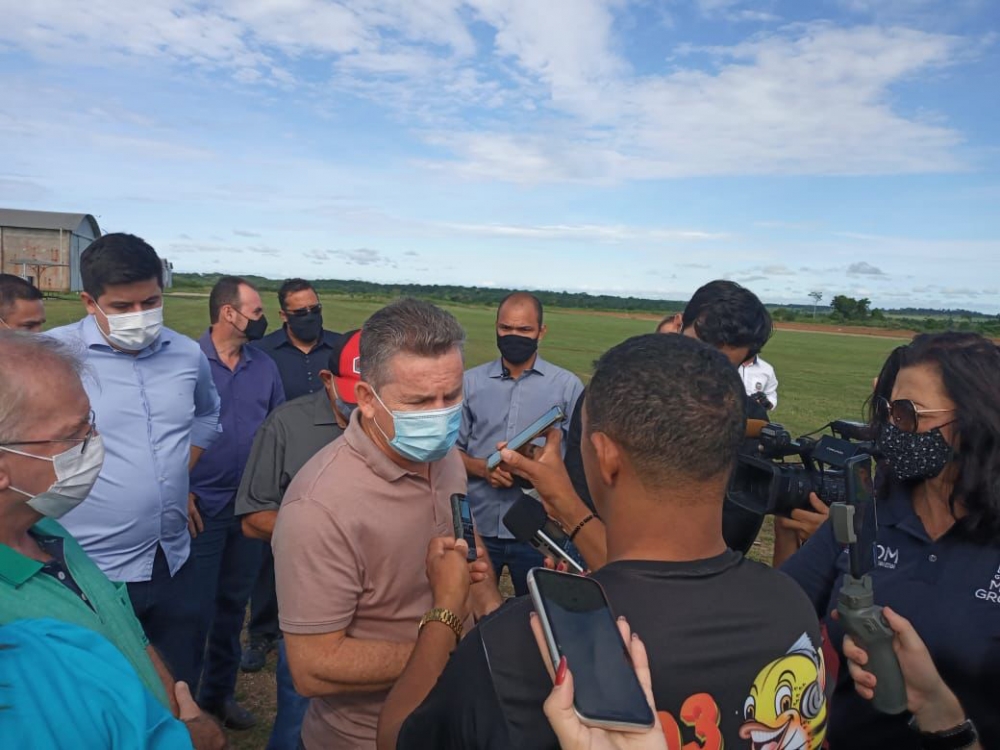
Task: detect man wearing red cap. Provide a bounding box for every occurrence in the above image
[236,329,360,750]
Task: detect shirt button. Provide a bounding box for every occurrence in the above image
[159,477,166,483]
[928,554,938,563]
[57,571,66,580]
[81,594,88,601]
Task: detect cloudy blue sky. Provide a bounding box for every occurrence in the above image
[1,0,998,311]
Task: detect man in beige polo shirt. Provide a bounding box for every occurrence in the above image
[272,298,471,750]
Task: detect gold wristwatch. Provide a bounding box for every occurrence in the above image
[418,607,463,643]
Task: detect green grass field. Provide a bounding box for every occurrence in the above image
[40,292,906,749]
[43,291,902,438]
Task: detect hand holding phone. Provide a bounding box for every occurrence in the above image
[528,568,655,732]
[424,536,472,620]
[487,406,565,472]
[450,493,478,562]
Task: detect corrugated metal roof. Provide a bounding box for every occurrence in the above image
[0,208,99,235]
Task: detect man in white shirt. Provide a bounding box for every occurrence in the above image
[740,355,778,411]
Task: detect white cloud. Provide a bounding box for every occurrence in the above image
[847,261,888,276]
[0,4,979,183]
[434,220,727,242]
[233,229,262,238]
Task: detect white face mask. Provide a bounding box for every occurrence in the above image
[1,434,105,518]
[96,304,163,351]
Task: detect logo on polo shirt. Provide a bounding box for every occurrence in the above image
[875,544,899,569]
[974,563,1000,603]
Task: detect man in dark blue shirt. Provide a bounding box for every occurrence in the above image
[246,278,340,670]
[189,276,285,730]
[253,278,340,402]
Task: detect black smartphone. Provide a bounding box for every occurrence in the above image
[845,453,877,577]
[450,493,478,561]
[486,406,565,471]
[527,568,655,731]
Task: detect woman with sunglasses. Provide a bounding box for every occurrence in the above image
[780,331,1000,750]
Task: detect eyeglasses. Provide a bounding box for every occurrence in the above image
[287,304,322,317]
[0,411,98,455]
[874,397,954,434]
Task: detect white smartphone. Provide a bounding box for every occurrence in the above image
[527,568,655,731]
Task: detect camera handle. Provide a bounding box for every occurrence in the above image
[831,502,908,715]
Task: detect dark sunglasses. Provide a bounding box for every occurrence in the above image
[287,304,322,318]
[874,397,954,434]
[0,411,98,455]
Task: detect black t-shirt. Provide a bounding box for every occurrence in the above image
[398,551,827,750]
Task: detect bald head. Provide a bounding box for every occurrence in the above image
[0,332,88,444]
[497,292,543,328]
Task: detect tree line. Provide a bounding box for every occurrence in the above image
[172,274,999,336]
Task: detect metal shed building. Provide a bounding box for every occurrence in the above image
[0,208,101,292]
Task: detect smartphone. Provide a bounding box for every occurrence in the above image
[527,568,655,731]
[450,493,478,561]
[486,406,565,472]
[845,453,877,578]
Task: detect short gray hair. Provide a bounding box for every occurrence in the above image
[360,298,465,389]
[0,332,86,444]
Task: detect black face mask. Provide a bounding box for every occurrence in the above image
[287,311,323,343]
[497,333,539,365]
[876,422,953,482]
[241,314,268,342]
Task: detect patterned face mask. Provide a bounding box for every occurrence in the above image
[876,422,953,482]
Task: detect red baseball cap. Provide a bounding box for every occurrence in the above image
[328,329,361,404]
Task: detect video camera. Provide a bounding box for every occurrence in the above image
[728,419,878,518]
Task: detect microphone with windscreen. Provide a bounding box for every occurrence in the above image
[503,494,585,574]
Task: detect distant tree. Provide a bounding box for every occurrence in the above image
[771,307,793,322]
[808,290,823,318]
[831,294,872,321]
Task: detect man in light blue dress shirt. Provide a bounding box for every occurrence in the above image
[458,292,584,596]
[47,233,221,689]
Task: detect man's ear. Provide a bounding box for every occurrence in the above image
[658,313,682,334]
[279,309,289,325]
[589,431,622,489]
[80,292,99,317]
[355,381,379,421]
[319,370,336,402]
[538,323,548,342]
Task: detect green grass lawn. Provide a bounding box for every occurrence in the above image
[40,292,906,749]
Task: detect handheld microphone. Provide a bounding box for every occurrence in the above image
[503,495,585,574]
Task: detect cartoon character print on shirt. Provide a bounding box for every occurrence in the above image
[738,633,827,750]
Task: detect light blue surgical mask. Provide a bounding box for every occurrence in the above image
[371,390,463,463]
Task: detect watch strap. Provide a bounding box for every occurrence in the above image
[909,716,979,750]
[418,607,463,643]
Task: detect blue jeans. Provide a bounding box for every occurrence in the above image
[190,498,264,708]
[248,544,281,644]
[266,639,310,750]
[481,536,546,597]
[127,546,202,688]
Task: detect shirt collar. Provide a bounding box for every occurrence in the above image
[273,325,337,352]
[876,483,932,542]
[0,519,69,587]
[342,409,418,483]
[81,314,170,357]
[200,328,253,366]
[487,354,549,379]
[312,389,337,427]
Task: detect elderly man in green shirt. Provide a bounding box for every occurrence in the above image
[0,331,224,749]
